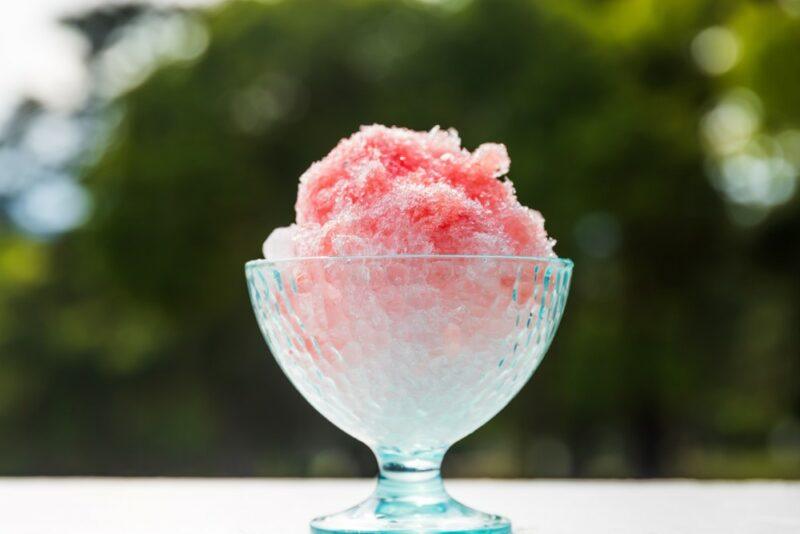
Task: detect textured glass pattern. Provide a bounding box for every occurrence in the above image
[245,255,572,533]
[247,255,571,451]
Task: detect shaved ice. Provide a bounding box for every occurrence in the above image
[251,126,568,445]
[263,125,555,259]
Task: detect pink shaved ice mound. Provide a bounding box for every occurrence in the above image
[263,125,555,259]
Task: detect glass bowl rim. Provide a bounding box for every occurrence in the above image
[246,254,573,269]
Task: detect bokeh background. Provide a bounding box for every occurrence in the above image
[1,0,799,479]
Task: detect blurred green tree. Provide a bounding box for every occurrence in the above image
[0,0,798,478]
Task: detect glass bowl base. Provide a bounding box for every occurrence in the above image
[310,492,510,534]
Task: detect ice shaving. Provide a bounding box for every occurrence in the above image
[263,125,555,259]
[246,129,573,534]
[251,124,565,423]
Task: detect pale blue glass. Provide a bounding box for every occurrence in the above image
[245,255,573,533]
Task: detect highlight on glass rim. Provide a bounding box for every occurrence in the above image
[1,1,798,533]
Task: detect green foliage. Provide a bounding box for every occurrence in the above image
[1,0,798,477]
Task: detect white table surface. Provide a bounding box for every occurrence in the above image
[0,478,798,534]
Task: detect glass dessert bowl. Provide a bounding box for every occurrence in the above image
[245,255,573,533]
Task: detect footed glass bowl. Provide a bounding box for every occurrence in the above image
[245,255,572,533]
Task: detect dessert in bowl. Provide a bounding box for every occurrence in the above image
[246,126,572,533]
